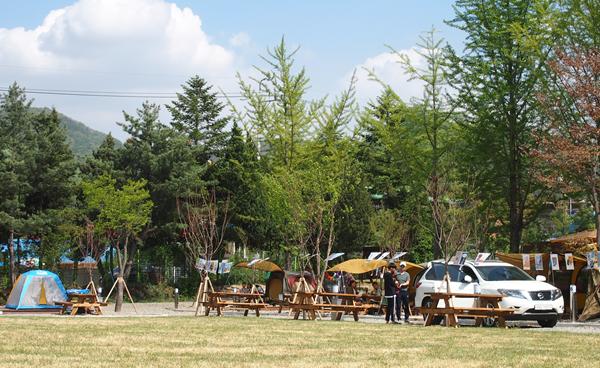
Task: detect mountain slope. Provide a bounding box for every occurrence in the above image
[32,108,121,157]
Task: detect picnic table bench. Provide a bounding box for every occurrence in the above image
[56,293,108,315]
[203,291,268,317]
[289,291,376,321]
[417,292,515,328]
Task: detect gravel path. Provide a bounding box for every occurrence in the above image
[3,302,600,333]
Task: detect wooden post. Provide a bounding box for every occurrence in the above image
[104,277,138,313]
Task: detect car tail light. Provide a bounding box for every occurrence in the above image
[415,281,422,289]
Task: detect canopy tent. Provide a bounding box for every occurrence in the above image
[234,260,282,273]
[496,252,599,319]
[548,230,597,245]
[327,258,423,276]
[501,229,600,321]
[327,259,387,274]
[5,270,67,310]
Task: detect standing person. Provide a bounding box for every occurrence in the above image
[395,262,411,323]
[383,262,398,323]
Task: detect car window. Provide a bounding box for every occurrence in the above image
[462,266,478,282]
[426,263,463,282]
[475,265,534,281]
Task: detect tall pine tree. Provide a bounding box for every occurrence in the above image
[167,76,229,163]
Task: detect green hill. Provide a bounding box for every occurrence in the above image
[32,108,121,157]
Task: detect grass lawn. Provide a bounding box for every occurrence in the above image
[0,316,597,367]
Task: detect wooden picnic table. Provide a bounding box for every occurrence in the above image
[289,290,377,321]
[55,293,107,315]
[419,292,514,328]
[203,291,267,317]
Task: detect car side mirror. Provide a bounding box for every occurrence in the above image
[536,275,547,282]
[464,275,473,283]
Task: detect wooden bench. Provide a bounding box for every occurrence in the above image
[289,300,376,321]
[203,292,267,317]
[418,307,515,327]
[420,292,515,328]
[55,300,108,315]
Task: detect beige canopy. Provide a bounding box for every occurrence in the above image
[234,260,283,273]
[327,258,423,275]
[327,259,387,274]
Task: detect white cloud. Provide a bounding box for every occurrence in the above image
[0,0,239,140]
[229,32,250,48]
[343,48,426,106]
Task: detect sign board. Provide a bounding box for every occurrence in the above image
[325,252,344,262]
[586,251,596,269]
[392,252,407,260]
[534,254,544,271]
[218,261,232,274]
[208,260,218,274]
[565,253,575,271]
[367,252,381,260]
[550,253,560,271]
[474,253,490,265]
[376,251,390,260]
[522,254,530,271]
[196,258,208,271]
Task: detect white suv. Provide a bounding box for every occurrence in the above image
[414,260,564,327]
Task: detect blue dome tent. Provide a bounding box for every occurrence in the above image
[5,270,67,310]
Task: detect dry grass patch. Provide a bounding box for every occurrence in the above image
[0,316,597,367]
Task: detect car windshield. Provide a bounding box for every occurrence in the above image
[475,265,533,281]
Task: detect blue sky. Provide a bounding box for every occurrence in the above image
[0,0,462,138]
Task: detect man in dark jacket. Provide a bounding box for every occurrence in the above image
[383,262,398,323]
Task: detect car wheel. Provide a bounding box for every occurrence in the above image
[537,318,558,328]
[481,303,498,327]
[422,297,443,325]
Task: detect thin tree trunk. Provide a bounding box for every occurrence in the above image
[8,229,16,286]
[115,277,124,312]
[430,175,443,259]
[592,186,600,248]
[508,170,523,253]
[114,237,127,313]
[109,243,114,281]
[319,215,336,288]
[16,237,21,270]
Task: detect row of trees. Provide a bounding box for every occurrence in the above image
[1,0,598,304]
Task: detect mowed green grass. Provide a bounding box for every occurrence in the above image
[0,316,597,368]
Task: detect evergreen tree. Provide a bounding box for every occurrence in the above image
[0,83,34,285]
[218,122,267,248]
[26,108,76,214]
[166,76,229,162]
[81,133,122,179]
[358,87,408,209]
[118,101,205,262]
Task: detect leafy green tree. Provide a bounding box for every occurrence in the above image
[82,175,153,311]
[364,30,460,258]
[235,39,360,275]
[447,0,558,252]
[234,38,323,171]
